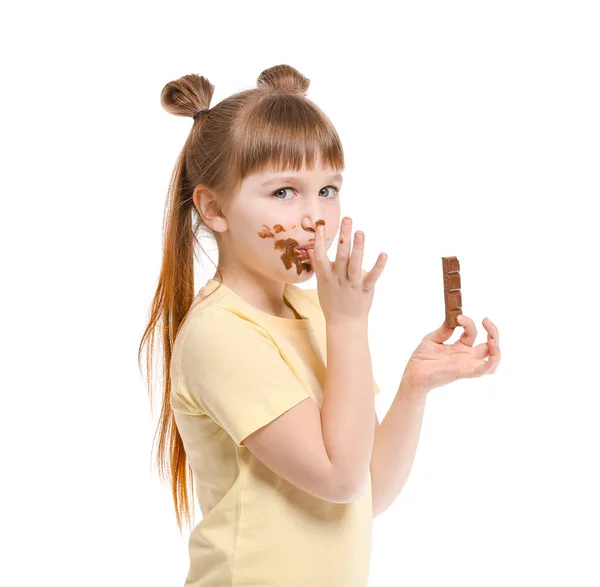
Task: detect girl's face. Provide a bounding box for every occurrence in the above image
[216,160,341,285]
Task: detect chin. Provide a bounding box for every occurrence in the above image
[284,262,314,284]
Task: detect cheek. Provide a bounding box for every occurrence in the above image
[257,222,291,244]
[256,222,295,258]
[326,213,342,243]
[255,222,313,274]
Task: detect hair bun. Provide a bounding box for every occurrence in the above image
[160,73,215,119]
[256,64,310,95]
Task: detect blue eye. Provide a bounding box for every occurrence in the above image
[271,185,340,200]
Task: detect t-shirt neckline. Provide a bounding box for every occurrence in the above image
[205,279,312,331]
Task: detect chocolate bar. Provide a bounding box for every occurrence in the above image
[442,256,462,327]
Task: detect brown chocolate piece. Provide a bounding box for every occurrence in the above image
[442,256,462,327]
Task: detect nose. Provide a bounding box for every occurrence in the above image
[299,223,331,247]
[301,218,326,241]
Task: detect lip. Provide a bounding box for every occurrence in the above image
[295,241,315,251]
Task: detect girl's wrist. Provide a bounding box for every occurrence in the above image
[400,365,430,398]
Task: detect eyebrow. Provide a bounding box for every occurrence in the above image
[261,173,343,187]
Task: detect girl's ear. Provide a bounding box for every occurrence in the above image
[194,186,228,232]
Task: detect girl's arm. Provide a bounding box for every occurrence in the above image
[242,315,377,504]
[370,378,428,518]
[321,317,377,499]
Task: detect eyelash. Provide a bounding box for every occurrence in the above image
[271,185,341,201]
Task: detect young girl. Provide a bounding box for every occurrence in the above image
[138,64,501,587]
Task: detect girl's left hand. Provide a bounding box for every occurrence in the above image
[402,315,501,393]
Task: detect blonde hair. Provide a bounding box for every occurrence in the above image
[138,64,345,532]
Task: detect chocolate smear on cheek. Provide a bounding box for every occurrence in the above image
[257,223,318,275]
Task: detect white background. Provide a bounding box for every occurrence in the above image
[2,1,598,585]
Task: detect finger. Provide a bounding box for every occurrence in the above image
[472,341,492,359]
[334,217,352,279]
[473,340,500,376]
[473,356,496,377]
[362,251,388,290]
[347,230,365,282]
[481,357,498,376]
[456,315,477,347]
[425,320,456,344]
[306,246,316,273]
[487,338,501,374]
[464,338,501,363]
[482,317,500,374]
[309,225,329,280]
[483,317,500,347]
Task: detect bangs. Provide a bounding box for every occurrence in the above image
[230,94,345,184]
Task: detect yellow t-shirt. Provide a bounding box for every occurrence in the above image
[170,278,381,587]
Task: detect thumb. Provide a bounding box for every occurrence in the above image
[424,319,456,344]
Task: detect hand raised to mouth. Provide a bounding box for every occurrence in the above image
[307,216,388,323]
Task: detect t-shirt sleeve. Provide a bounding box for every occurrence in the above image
[179,308,312,447]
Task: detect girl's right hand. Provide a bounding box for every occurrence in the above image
[307,217,387,323]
